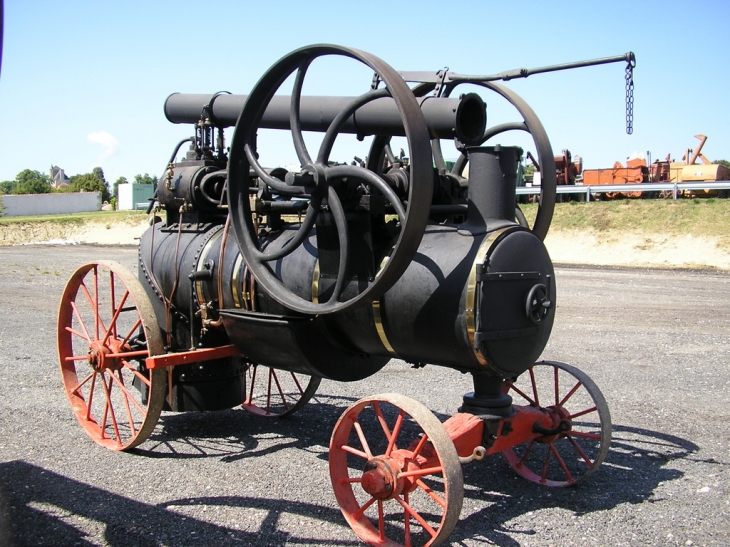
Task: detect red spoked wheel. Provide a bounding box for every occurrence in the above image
[57,261,165,451]
[503,360,611,487]
[241,364,320,417]
[330,394,463,547]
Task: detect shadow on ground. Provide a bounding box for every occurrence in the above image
[3,393,707,546]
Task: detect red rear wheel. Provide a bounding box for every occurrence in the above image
[502,361,611,486]
[57,261,165,450]
[241,364,320,417]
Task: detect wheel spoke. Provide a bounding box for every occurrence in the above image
[386,409,405,456]
[540,446,552,483]
[507,383,536,406]
[410,433,429,460]
[353,496,376,519]
[518,439,536,467]
[415,478,447,509]
[316,89,389,165]
[108,371,147,415]
[270,370,290,411]
[120,360,151,387]
[567,435,595,467]
[324,188,349,305]
[395,495,438,539]
[549,443,574,484]
[92,266,99,339]
[266,368,274,413]
[64,354,91,362]
[115,370,137,438]
[529,367,540,407]
[79,281,108,337]
[399,465,444,479]
[71,371,95,395]
[404,491,411,547]
[70,302,91,341]
[353,420,373,459]
[85,372,97,421]
[244,143,305,195]
[372,401,394,443]
[570,406,598,419]
[109,271,117,339]
[558,380,583,407]
[377,500,385,542]
[120,317,142,348]
[103,373,123,444]
[100,290,130,347]
[569,430,602,440]
[247,364,258,404]
[328,164,406,219]
[289,371,305,395]
[339,443,369,460]
[554,366,559,406]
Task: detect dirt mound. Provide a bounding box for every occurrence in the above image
[3,219,729,270]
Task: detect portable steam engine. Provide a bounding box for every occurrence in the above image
[58,45,635,546]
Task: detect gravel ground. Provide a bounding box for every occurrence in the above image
[0,244,728,546]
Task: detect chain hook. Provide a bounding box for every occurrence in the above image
[625,52,635,135]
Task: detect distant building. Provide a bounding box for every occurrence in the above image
[117,183,155,210]
[50,165,69,189]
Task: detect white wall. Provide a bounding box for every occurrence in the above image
[0,192,101,216]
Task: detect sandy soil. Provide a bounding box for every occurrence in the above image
[2,219,729,270]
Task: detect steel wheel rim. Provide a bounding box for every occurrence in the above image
[57,261,165,451]
[241,364,321,418]
[502,360,611,486]
[330,393,463,546]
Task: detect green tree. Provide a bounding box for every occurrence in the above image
[12,169,52,194]
[113,176,128,200]
[68,174,111,202]
[0,180,17,194]
[92,167,106,185]
[134,173,158,185]
[715,159,730,169]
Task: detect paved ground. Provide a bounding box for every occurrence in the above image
[0,244,728,546]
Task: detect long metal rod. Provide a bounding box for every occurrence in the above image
[448,52,635,83]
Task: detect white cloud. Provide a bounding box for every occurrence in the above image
[87,131,119,165]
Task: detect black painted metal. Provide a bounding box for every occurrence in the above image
[135,43,585,409]
[165,92,486,145]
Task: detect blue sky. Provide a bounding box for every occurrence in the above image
[1,0,729,185]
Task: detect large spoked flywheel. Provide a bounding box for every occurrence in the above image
[227,44,433,315]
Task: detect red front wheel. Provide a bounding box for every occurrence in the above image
[330,394,463,547]
[57,261,165,450]
[502,361,611,486]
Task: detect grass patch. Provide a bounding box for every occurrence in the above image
[0,210,146,226]
[520,199,730,237]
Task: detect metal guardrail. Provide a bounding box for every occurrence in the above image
[516,181,730,201]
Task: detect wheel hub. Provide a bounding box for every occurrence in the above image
[361,456,404,500]
[534,406,572,443]
[87,340,123,372]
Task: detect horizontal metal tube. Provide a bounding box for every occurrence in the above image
[164,93,486,144]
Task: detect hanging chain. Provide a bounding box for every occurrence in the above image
[625,53,635,134]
